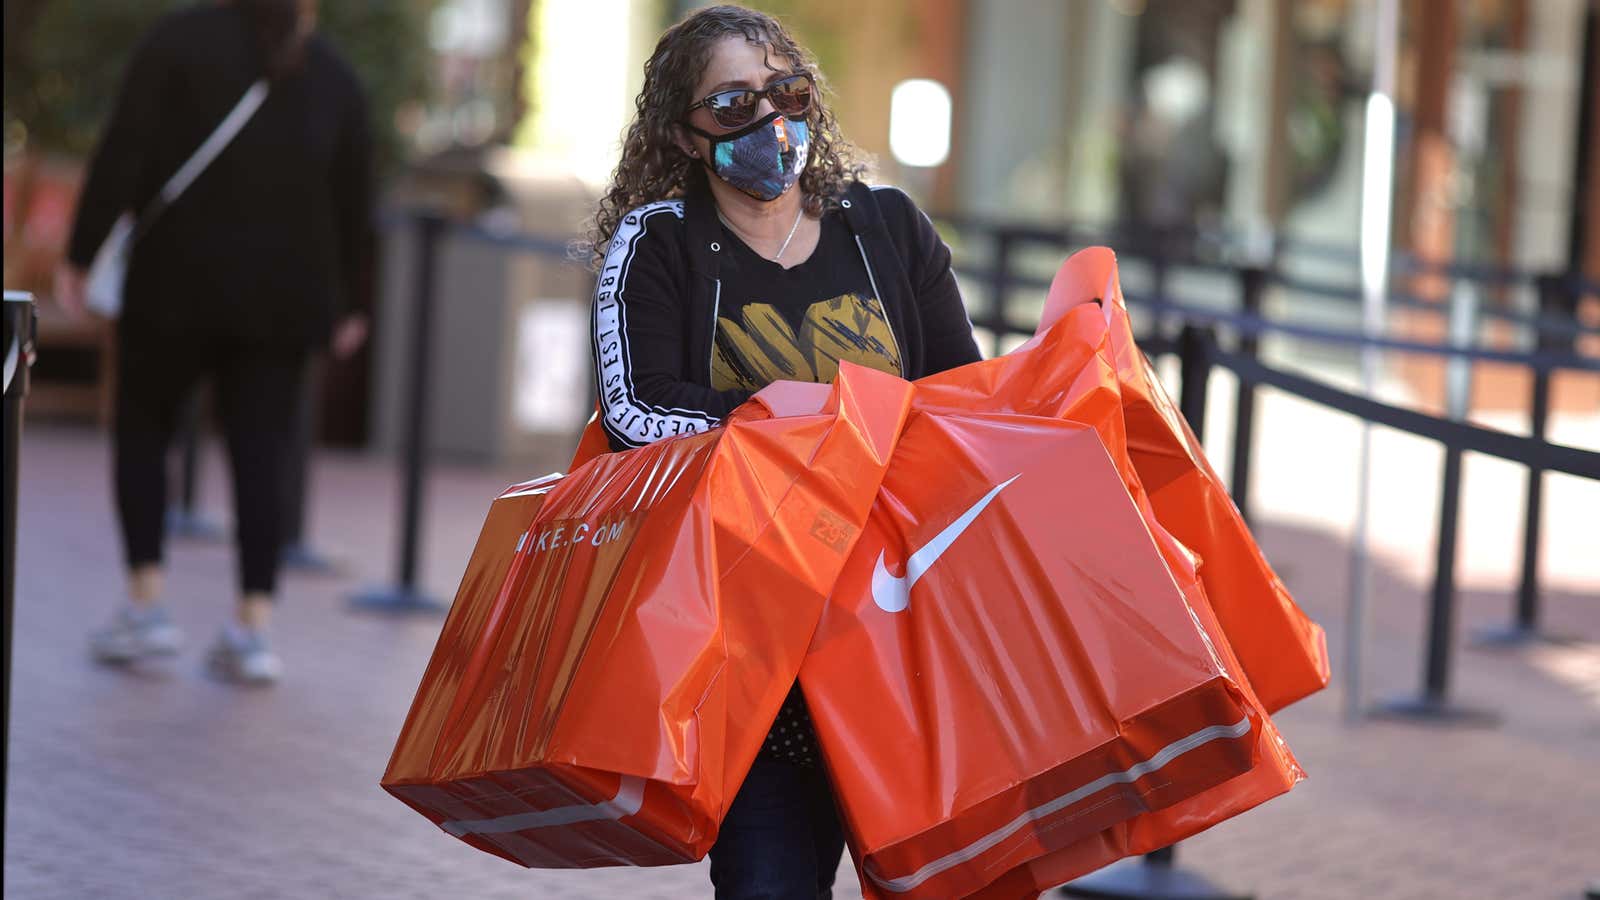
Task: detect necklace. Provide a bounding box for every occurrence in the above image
[718,205,807,263]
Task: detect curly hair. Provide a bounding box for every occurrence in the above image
[585,4,868,270]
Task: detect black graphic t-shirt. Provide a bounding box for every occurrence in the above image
[710,209,903,392]
[715,208,898,768]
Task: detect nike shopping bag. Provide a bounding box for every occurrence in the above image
[803,314,1265,899]
[383,365,912,867]
[953,249,1321,898]
[803,273,1316,899]
[1040,248,1330,713]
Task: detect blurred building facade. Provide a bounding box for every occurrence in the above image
[6,0,1595,458]
[448,0,1598,279]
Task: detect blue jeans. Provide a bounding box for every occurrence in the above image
[708,758,847,900]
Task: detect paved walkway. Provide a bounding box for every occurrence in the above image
[4,403,1597,898]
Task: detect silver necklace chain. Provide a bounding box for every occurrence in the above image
[718,204,806,263]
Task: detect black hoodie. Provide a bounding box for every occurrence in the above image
[592,175,981,451]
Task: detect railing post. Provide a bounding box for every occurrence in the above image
[1229,267,1267,525]
[351,209,447,613]
[1374,282,1495,724]
[1178,324,1214,437]
[1425,445,1465,698]
[1478,272,1577,645]
[986,230,1014,354]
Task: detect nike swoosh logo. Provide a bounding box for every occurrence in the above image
[872,474,1020,613]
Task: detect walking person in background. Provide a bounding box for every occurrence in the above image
[54,0,375,684]
[587,6,979,896]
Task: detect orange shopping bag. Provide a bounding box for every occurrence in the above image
[958,553,1306,899]
[801,309,1265,900]
[382,365,911,868]
[953,248,1321,898]
[956,499,1305,899]
[1042,249,1330,713]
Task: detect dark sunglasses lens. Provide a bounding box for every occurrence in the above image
[770,75,812,115]
[709,90,759,128]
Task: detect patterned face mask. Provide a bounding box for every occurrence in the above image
[688,112,811,202]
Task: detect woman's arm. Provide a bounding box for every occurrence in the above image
[66,27,171,269]
[876,187,982,376]
[593,205,753,450]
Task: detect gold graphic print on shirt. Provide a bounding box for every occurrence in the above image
[711,293,903,391]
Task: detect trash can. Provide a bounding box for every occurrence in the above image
[372,203,595,468]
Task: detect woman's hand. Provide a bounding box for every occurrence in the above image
[331,313,370,360]
[53,264,89,320]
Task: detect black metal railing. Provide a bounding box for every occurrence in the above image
[944,218,1598,667]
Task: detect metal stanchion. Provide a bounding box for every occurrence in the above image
[1060,845,1251,900]
[1476,273,1578,646]
[1062,324,1250,900]
[350,210,446,613]
[165,388,227,540]
[986,230,1014,357]
[4,290,40,847]
[1228,268,1266,526]
[280,358,338,573]
[1372,280,1495,725]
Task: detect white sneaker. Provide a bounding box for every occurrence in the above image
[90,605,184,663]
[206,625,283,685]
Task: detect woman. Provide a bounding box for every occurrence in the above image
[55,0,373,684]
[588,6,980,896]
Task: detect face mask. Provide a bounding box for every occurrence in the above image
[687,111,810,202]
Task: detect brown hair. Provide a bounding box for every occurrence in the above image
[585,4,867,269]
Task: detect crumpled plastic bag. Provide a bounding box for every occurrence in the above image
[382,365,911,867]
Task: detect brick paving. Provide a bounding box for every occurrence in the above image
[4,404,1598,899]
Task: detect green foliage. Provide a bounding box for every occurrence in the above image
[3,0,435,169]
[318,0,437,169]
[3,0,186,157]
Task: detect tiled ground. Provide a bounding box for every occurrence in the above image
[5,390,1597,899]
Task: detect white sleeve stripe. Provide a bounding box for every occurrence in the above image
[607,204,718,423]
[606,202,707,417]
[592,201,720,448]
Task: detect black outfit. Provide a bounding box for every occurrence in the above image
[592,173,980,898]
[592,177,979,451]
[67,6,375,595]
[708,758,847,900]
[709,205,899,396]
[115,339,304,594]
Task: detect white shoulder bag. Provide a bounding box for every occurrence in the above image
[85,80,270,318]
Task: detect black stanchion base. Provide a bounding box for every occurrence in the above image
[349,585,446,614]
[1058,857,1252,900]
[1585,879,1599,900]
[281,542,340,575]
[1369,694,1500,727]
[1470,623,1577,648]
[166,508,227,541]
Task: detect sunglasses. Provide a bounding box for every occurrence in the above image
[686,72,814,129]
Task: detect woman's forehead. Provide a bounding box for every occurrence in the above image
[695,35,795,94]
